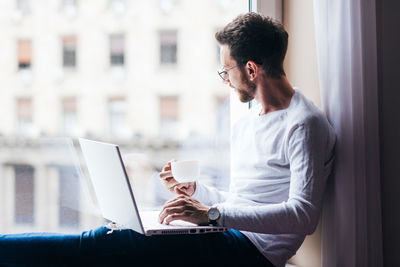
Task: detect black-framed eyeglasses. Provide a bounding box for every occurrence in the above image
[217,65,239,81]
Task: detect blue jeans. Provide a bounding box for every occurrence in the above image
[0,227,274,266]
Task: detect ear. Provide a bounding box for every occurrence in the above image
[245,61,259,81]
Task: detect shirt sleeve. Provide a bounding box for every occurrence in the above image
[192,181,230,206]
[216,117,335,235]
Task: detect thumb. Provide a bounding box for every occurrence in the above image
[175,187,189,196]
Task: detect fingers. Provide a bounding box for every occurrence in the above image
[174,183,191,196]
[174,187,189,196]
[169,183,179,191]
[164,212,188,225]
[158,206,185,223]
[158,195,189,223]
[162,164,171,172]
[158,195,208,225]
[159,169,174,187]
[163,195,188,207]
[161,159,176,172]
[159,170,173,180]
[160,159,176,181]
[176,182,190,190]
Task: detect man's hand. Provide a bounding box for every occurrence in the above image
[159,160,196,196]
[158,195,210,226]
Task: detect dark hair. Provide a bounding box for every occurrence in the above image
[215,12,288,78]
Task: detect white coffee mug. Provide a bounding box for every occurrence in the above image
[171,160,200,183]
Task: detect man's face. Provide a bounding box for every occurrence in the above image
[220,45,256,103]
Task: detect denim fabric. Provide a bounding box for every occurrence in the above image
[0,227,274,266]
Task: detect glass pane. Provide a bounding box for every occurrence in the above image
[14,165,35,225]
[63,0,76,8]
[109,98,127,137]
[17,98,33,135]
[160,31,177,64]
[59,166,80,228]
[62,98,77,135]
[0,0,248,234]
[63,37,76,68]
[18,40,32,69]
[110,35,125,66]
[17,0,31,14]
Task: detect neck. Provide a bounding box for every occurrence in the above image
[254,74,295,115]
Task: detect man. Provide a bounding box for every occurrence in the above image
[158,12,336,266]
[0,13,335,267]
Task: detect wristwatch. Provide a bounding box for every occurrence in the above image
[207,207,221,226]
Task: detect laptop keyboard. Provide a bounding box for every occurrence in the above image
[140,210,197,228]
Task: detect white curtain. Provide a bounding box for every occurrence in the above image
[313,0,383,266]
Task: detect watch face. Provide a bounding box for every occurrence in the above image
[208,208,220,221]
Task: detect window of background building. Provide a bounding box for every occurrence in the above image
[110,35,124,67]
[62,98,77,135]
[160,30,177,65]
[17,0,31,14]
[59,166,80,228]
[108,98,126,137]
[61,0,77,17]
[109,0,125,13]
[159,96,178,138]
[14,165,35,225]
[159,0,175,14]
[17,98,33,135]
[63,0,76,9]
[17,40,32,70]
[62,36,77,68]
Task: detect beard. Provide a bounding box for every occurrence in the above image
[236,72,256,103]
[237,88,254,103]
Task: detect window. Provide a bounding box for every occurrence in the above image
[159,0,175,14]
[159,96,178,138]
[14,165,35,225]
[62,0,76,9]
[61,98,77,135]
[108,98,127,137]
[18,40,32,70]
[17,98,33,135]
[58,166,80,228]
[62,36,77,68]
[160,30,177,65]
[109,0,125,13]
[1,0,248,234]
[61,0,77,17]
[17,0,31,14]
[110,35,124,67]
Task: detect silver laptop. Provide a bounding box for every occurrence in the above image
[79,138,227,236]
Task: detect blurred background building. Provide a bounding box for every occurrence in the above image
[0,0,248,233]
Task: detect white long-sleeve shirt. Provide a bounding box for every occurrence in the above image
[192,88,336,267]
